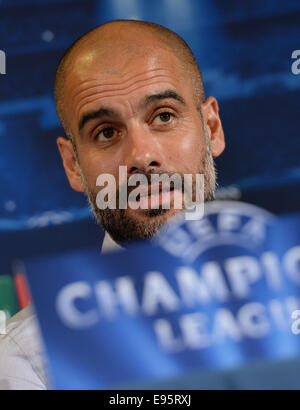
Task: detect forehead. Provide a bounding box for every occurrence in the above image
[64,46,191,105]
[70,37,185,76]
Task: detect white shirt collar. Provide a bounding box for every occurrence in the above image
[101,232,123,253]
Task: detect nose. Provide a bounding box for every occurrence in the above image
[124,124,164,175]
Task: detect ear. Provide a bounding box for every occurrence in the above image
[201,96,225,158]
[57,137,85,192]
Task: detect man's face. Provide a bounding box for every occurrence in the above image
[58,43,224,244]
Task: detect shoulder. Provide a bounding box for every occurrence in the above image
[0,305,49,390]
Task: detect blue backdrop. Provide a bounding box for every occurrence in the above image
[0,0,299,287]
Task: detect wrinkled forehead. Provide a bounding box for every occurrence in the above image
[64,43,188,99]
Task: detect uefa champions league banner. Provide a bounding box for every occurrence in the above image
[24,201,300,389]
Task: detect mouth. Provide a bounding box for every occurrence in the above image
[128,182,176,209]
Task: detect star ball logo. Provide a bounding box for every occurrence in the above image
[156,200,274,264]
[0,50,6,75]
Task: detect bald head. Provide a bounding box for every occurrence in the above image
[54,20,205,135]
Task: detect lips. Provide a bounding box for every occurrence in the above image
[133,182,175,201]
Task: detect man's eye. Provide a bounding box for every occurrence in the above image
[153,112,174,125]
[94,127,117,141]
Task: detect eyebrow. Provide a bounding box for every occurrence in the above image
[79,107,118,131]
[78,89,186,132]
[140,89,186,110]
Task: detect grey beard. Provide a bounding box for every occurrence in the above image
[80,162,216,245]
[77,125,216,245]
